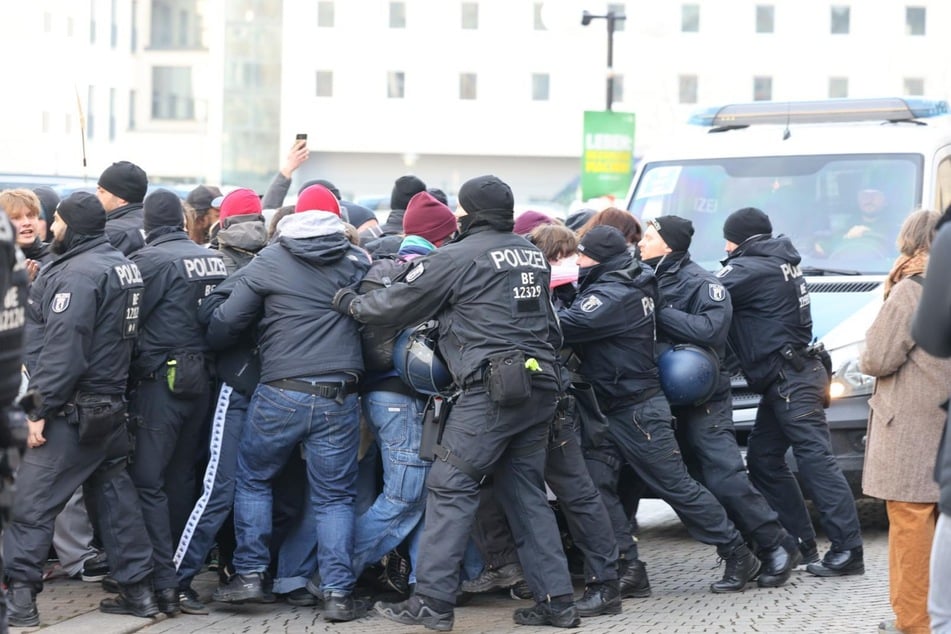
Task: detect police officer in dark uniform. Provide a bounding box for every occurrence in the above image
[336,175,579,630]
[639,215,800,587]
[560,225,761,595]
[2,192,158,626]
[97,160,149,256]
[127,189,227,615]
[717,207,864,577]
[0,207,28,633]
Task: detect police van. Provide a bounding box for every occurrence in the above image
[624,97,951,496]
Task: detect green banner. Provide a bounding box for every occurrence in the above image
[581,110,636,202]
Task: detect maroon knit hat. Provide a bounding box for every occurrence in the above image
[403,191,458,244]
[514,210,554,235]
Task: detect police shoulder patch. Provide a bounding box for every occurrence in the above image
[715,265,733,278]
[708,283,726,302]
[406,263,424,283]
[51,292,71,313]
[580,294,603,313]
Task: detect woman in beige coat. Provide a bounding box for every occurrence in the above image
[860,209,951,634]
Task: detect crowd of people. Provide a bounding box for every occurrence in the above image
[0,147,949,633]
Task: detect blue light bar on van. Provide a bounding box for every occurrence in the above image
[688,97,949,126]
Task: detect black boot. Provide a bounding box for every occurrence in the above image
[7,581,39,627]
[99,578,160,618]
[513,600,581,628]
[618,559,651,598]
[798,539,820,567]
[212,572,265,603]
[324,590,357,622]
[375,594,454,631]
[758,541,802,588]
[806,546,865,577]
[710,543,761,593]
[575,580,621,617]
[156,587,182,616]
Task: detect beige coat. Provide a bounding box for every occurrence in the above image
[859,277,951,502]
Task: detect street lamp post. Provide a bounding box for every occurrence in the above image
[581,9,626,112]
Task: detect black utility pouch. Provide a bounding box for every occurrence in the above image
[167,350,209,399]
[806,343,834,408]
[484,350,532,406]
[74,394,126,444]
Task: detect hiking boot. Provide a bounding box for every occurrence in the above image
[324,590,357,622]
[284,586,320,607]
[375,594,454,631]
[807,546,865,577]
[509,580,532,600]
[382,550,411,597]
[460,562,524,594]
[7,581,39,627]
[81,551,110,582]
[575,581,621,617]
[99,578,160,618]
[618,559,651,598]
[212,572,265,603]
[513,600,581,628]
[710,543,761,593]
[156,587,181,616]
[758,541,802,588]
[178,585,208,615]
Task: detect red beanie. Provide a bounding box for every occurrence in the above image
[403,191,458,244]
[218,188,262,222]
[296,184,341,216]
[514,210,554,236]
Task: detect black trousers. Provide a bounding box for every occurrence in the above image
[3,416,153,589]
[415,386,573,604]
[746,359,862,551]
[585,394,742,560]
[129,378,210,590]
[472,416,619,584]
[674,393,787,553]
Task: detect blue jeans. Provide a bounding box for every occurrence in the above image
[352,391,429,575]
[175,384,248,586]
[232,382,360,594]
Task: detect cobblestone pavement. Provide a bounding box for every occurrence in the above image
[11,497,891,633]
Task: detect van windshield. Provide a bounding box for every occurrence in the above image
[627,154,922,274]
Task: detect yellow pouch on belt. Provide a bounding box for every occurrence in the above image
[166,359,177,392]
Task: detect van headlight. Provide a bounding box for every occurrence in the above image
[828,342,874,399]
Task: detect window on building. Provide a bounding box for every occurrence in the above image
[389,2,406,28]
[681,4,699,32]
[532,73,550,101]
[151,66,195,120]
[679,74,698,104]
[830,6,849,34]
[111,0,118,47]
[109,88,116,141]
[318,1,334,27]
[607,4,626,31]
[87,85,95,139]
[129,90,136,130]
[387,71,405,98]
[177,9,188,46]
[462,2,478,29]
[533,2,545,30]
[755,5,774,33]
[613,74,624,104]
[316,71,333,97]
[753,76,772,101]
[90,0,96,43]
[460,73,477,100]
[904,77,924,96]
[828,77,848,98]
[906,6,926,35]
[150,0,202,49]
[130,0,137,50]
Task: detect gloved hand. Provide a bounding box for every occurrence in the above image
[332,287,358,316]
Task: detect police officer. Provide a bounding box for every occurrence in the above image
[126,189,227,615]
[97,160,149,256]
[638,215,799,587]
[560,225,761,595]
[0,207,28,633]
[717,207,864,576]
[336,175,579,630]
[2,192,158,626]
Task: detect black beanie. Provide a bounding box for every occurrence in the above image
[57,191,106,235]
[143,189,185,233]
[98,160,148,203]
[390,175,427,211]
[32,186,61,224]
[578,225,628,263]
[652,215,694,252]
[341,201,376,227]
[723,207,772,244]
[458,175,514,216]
[298,178,341,200]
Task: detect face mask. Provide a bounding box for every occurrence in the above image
[549,256,579,288]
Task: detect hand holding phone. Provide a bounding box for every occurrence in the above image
[295,133,308,149]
